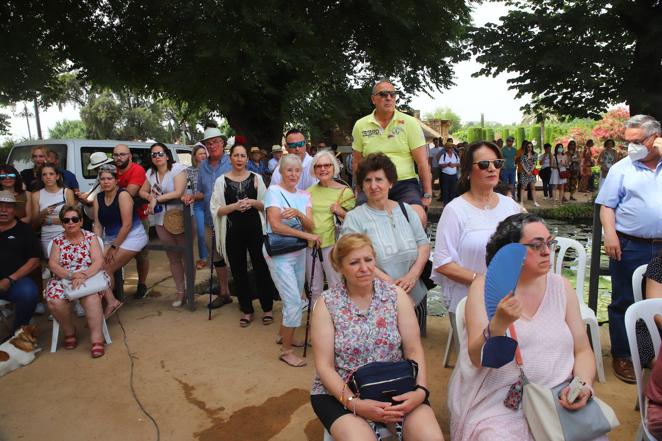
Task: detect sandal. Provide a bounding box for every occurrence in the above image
[104,301,124,319]
[262,313,274,326]
[239,315,253,327]
[275,335,307,347]
[91,341,105,358]
[64,331,77,350]
[196,260,207,270]
[279,349,307,367]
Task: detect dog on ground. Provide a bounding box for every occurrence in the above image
[0,325,40,377]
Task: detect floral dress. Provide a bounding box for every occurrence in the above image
[45,230,110,301]
[519,153,538,186]
[311,279,403,396]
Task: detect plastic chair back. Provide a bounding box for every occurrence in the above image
[633,264,649,303]
[551,237,587,304]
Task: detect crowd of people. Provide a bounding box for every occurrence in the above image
[0,78,660,439]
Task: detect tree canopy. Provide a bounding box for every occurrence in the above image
[1,0,471,145]
[423,106,462,133]
[471,0,662,121]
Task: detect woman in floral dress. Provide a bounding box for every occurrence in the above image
[46,205,110,358]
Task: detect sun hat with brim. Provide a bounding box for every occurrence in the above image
[87,152,114,170]
[271,145,284,153]
[250,146,261,153]
[0,190,16,203]
[201,127,223,143]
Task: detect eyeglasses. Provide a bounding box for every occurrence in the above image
[0,174,17,179]
[314,163,333,169]
[473,159,505,170]
[112,152,130,158]
[522,239,557,253]
[151,151,167,158]
[373,90,398,98]
[62,216,81,224]
[286,141,306,149]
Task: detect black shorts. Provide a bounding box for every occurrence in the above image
[310,393,431,432]
[356,178,423,207]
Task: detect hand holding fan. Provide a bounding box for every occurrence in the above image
[484,243,527,321]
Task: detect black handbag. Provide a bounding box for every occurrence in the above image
[264,191,308,257]
[348,359,419,403]
[398,201,436,289]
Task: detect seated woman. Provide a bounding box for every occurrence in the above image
[46,205,110,358]
[342,153,430,327]
[310,233,443,441]
[93,164,147,316]
[450,213,601,441]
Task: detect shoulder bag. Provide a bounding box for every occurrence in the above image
[506,324,619,441]
[398,201,435,290]
[264,191,308,257]
[348,359,419,403]
[62,271,109,300]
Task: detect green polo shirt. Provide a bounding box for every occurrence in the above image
[352,109,426,181]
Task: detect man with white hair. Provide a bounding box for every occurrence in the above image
[596,114,662,383]
[351,79,432,225]
[270,129,318,190]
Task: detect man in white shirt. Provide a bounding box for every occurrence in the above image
[438,141,460,205]
[270,129,318,190]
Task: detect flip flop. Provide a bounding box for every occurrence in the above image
[279,350,307,367]
[239,315,253,327]
[262,314,274,325]
[104,301,124,319]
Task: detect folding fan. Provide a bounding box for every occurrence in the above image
[484,243,527,321]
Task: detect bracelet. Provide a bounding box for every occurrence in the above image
[414,384,430,402]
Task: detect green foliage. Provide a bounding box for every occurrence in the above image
[468,128,482,143]
[529,125,541,148]
[423,106,462,133]
[0,139,15,163]
[485,128,494,141]
[471,1,662,120]
[515,127,526,148]
[48,120,87,139]
[544,126,553,145]
[530,203,594,221]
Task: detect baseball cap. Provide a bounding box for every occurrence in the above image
[0,190,16,203]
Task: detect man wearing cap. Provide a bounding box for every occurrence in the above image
[351,79,432,225]
[0,191,41,334]
[113,144,150,299]
[268,145,283,174]
[270,129,318,190]
[247,146,268,177]
[182,127,233,309]
[501,136,517,195]
[596,114,662,383]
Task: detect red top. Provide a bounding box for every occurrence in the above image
[117,162,147,220]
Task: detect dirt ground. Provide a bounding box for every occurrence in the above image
[0,193,640,441]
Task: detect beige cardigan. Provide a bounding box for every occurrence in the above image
[210,171,267,263]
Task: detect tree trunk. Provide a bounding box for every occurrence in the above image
[33,98,42,139]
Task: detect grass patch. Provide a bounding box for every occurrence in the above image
[530,203,594,221]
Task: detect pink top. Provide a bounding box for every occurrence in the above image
[449,273,604,441]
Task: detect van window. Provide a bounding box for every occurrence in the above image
[80,146,178,179]
[8,144,67,173]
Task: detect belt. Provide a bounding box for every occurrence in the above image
[616,231,662,245]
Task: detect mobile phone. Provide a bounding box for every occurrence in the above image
[48,201,65,209]
[382,390,401,405]
[566,376,586,403]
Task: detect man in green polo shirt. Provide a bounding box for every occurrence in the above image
[352,79,432,225]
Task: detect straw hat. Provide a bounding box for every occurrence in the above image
[201,127,223,143]
[0,190,16,203]
[271,145,283,153]
[87,152,114,170]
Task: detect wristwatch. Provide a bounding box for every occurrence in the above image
[7,276,16,287]
[110,244,118,250]
[422,192,432,199]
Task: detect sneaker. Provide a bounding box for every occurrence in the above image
[135,283,148,299]
[534,202,541,207]
[34,302,46,315]
[207,296,232,309]
[74,300,86,317]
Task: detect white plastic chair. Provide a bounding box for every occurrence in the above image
[455,297,467,347]
[323,425,393,441]
[551,237,606,383]
[625,298,662,441]
[46,237,112,353]
[634,265,649,303]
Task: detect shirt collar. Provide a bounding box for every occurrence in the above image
[368,109,401,127]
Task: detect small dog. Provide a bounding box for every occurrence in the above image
[0,325,40,377]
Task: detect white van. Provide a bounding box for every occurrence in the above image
[7,139,192,193]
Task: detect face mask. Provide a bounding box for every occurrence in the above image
[628,142,649,161]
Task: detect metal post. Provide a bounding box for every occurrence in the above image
[588,203,603,313]
[183,204,196,310]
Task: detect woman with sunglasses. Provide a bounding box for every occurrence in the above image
[210,144,277,326]
[93,164,146,316]
[30,163,76,257]
[450,213,600,440]
[139,143,189,307]
[45,205,110,358]
[432,142,520,334]
[305,150,355,305]
[550,143,568,204]
[0,164,31,223]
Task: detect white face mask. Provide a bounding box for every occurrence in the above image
[628,142,649,161]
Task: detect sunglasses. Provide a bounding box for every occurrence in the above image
[62,216,81,224]
[373,90,398,98]
[314,163,333,169]
[473,159,505,170]
[151,151,167,158]
[286,141,306,149]
[0,173,17,179]
[522,239,557,253]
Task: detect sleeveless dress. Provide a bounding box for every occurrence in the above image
[45,230,111,301]
[449,273,607,441]
[39,187,67,257]
[97,189,148,252]
[311,279,403,395]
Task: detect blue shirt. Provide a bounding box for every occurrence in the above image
[247,160,268,176]
[595,156,662,238]
[502,146,517,171]
[61,169,79,190]
[196,156,232,226]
